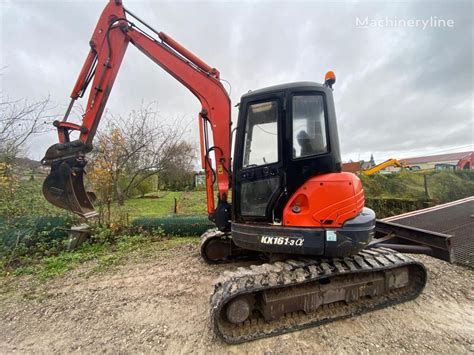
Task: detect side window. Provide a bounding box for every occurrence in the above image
[242,101,279,168]
[292,95,327,159]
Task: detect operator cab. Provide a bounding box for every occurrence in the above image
[232,81,342,225]
[230,77,375,257]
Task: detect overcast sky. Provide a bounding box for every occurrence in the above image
[1,0,472,166]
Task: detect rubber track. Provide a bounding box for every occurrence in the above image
[200,229,229,264]
[210,247,427,344]
[200,229,262,264]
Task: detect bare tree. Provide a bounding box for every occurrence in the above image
[88,103,195,207]
[0,95,52,159]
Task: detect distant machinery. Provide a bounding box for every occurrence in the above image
[362,158,411,176]
[457,152,474,170]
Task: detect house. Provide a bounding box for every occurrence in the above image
[360,154,376,170]
[400,151,473,170]
[194,171,206,187]
[342,154,374,174]
[342,161,361,173]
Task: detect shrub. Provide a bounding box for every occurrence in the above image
[428,171,474,203]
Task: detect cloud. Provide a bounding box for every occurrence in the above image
[1,0,472,164]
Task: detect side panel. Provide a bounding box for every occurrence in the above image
[282,172,365,228]
[232,207,375,257]
[232,222,326,255]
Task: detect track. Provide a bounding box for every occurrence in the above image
[200,229,261,264]
[210,247,427,344]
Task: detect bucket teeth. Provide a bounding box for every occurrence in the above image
[42,157,98,219]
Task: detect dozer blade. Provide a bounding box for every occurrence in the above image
[43,158,99,219]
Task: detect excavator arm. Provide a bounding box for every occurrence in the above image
[41,0,232,228]
[362,158,407,176]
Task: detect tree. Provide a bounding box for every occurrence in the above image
[135,176,154,197]
[88,103,195,209]
[0,78,53,218]
[87,128,124,220]
[159,141,196,190]
[0,95,51,160]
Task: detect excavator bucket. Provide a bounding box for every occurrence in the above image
[43,158,99,219]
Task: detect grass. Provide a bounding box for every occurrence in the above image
[177,190,208,215]
[2,235,199,281]
[122,190,207,219]
[0,184,207,282]
[123,191,183,218]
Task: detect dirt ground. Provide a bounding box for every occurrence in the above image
[1,242,473,354]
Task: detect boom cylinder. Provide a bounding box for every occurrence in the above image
[158,32,220,78]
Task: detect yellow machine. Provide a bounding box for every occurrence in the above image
[362,158,410,176]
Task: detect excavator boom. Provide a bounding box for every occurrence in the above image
[42,0,231,226]
[362,158,408,176]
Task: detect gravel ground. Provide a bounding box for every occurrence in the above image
[1,242,473,354]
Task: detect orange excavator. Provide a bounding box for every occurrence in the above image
[41,0,426,343]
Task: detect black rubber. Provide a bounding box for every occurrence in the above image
[200,229,261,264]
[210,247,427,344]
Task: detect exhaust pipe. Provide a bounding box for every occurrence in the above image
[42,154,98,219]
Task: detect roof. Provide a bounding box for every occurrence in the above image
[400,151,472,165]
[241,81,326,99]
[342,162,361,173]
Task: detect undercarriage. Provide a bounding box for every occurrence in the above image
[201,232,427,344]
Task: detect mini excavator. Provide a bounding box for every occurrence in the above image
[41,0,427,344]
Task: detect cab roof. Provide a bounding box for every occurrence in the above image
[241,81,327,100]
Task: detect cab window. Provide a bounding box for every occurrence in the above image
[292,95,327,158]
[242,101,279,168]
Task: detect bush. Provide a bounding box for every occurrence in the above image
[428,171,474,203]
[360,170,474,217]
[365,197,425,219]
[134,176,154,197]
[132,215,214,236]
[0,215,77,270]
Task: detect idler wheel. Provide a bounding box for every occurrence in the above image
[205,239,231,261]
[225,296,251,324]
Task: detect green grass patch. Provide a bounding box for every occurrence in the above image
[178,190,208,215]
[123,191,184,218]
[131,215,214,236]
[2,235,198,281]
[122,190,208,219]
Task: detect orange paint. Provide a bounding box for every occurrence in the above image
[283,172,365,227]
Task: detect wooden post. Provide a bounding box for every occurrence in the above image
[423,174,429,199]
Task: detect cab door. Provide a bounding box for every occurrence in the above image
[233,96,284,223]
